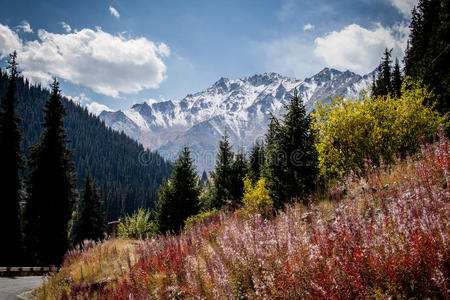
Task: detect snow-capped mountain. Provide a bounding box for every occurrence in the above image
[99,68,373,171]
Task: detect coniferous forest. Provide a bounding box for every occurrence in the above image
[0,69,172,223]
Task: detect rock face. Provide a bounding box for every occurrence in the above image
[99,68,373,171]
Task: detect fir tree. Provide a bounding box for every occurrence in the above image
[264,89,318,209]
[392,58,403,98]
[372,48,393,97]
[404,0,449,114]
[248,141,265,184]
[229,150,248,207]
[0,52,24,266]
[73,173,105,246]
[199,170,209,187]
[24,79,76,265]
[210,134,234,209]
[155,146,200,234]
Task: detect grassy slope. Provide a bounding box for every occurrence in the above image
[36,136,449,299]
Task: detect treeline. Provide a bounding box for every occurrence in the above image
[0,54,171,266]
[0,64,171,222]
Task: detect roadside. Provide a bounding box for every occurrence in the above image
[0,276,44,300]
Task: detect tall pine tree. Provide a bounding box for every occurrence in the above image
[264,89,318,209]
[210,134,234,209]
[404,0,449,114]
[73,173,105,246]
[0,52,24,266]
[372,48,393,97]
[391,58,403,98]
[24,79,76,265]
[229,150,248,207]
[155,146,200,234]
[248,141,265,184]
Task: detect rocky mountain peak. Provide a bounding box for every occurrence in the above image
[99,68,372,171]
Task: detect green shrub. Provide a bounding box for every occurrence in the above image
[184,208,219,230]
[118,209,156,239]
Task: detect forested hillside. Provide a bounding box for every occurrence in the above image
[0,70,172,221]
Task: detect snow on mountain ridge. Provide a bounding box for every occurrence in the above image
[99,68,372,171]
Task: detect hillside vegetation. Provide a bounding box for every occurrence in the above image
[36,134,449,299]
[0,71,172,221]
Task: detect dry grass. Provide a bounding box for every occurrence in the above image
[37,135,449,299]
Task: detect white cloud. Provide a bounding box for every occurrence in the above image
[109,6,120,19]
[69,92,91,105]
[0,24,22,57]
[256,36,321,78]
[388,0,418,18]
[69,93,112,116]
[16,21,33,33]
[86,101,113,116]
[0,23,170,97]
[303,24,314,31]
[314,23,409,74]
[60,22,71,33]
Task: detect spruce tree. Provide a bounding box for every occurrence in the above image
[24,79,76,265]
[199,170,209,187]
[229,150,248,207]
[210,134,234,209]
[73,173,105,246]
[372,48,393,97]
[392,58,403,98]
[155,146,200,234]
[264,89,318,209]
[0,52,24,266]
[404,0,449,114]
[248,141,265,184]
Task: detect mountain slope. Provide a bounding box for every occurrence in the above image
[0,70,172,221]
[100,68,373,171]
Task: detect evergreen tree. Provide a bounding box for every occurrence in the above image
[199,170,209,187]
[404,0,449,114]
[24,79,76,265]
[73,173,105,246]
[372,48,393,97]
[0,52,24,266]
[264,89,318,209]
[229,150,248,207]
[392,58,403,98]
[210,134,234,209]
[248,141,265,184]
[155,146,200,234]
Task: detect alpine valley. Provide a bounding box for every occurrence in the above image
[100,68,374,171]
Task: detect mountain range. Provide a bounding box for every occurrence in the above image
[100,68,374,171]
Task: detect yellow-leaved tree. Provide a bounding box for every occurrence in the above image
[312,79,446,179]
[241,176,273,219]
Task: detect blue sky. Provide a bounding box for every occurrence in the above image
[0,0,417,113]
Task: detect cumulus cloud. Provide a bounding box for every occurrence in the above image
[86,101,113,115]
[60,22,71,33]
[69,93,113,116]
[257,35,321,78]
[0,24,22,57]
[388,0,418,18]
[109,6,120,19]
[314,23,409,74]
[16,21,33,33]
[303,24,314,31]
[0,23,170,97]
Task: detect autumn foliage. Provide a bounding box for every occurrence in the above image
[37,134,449,299]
